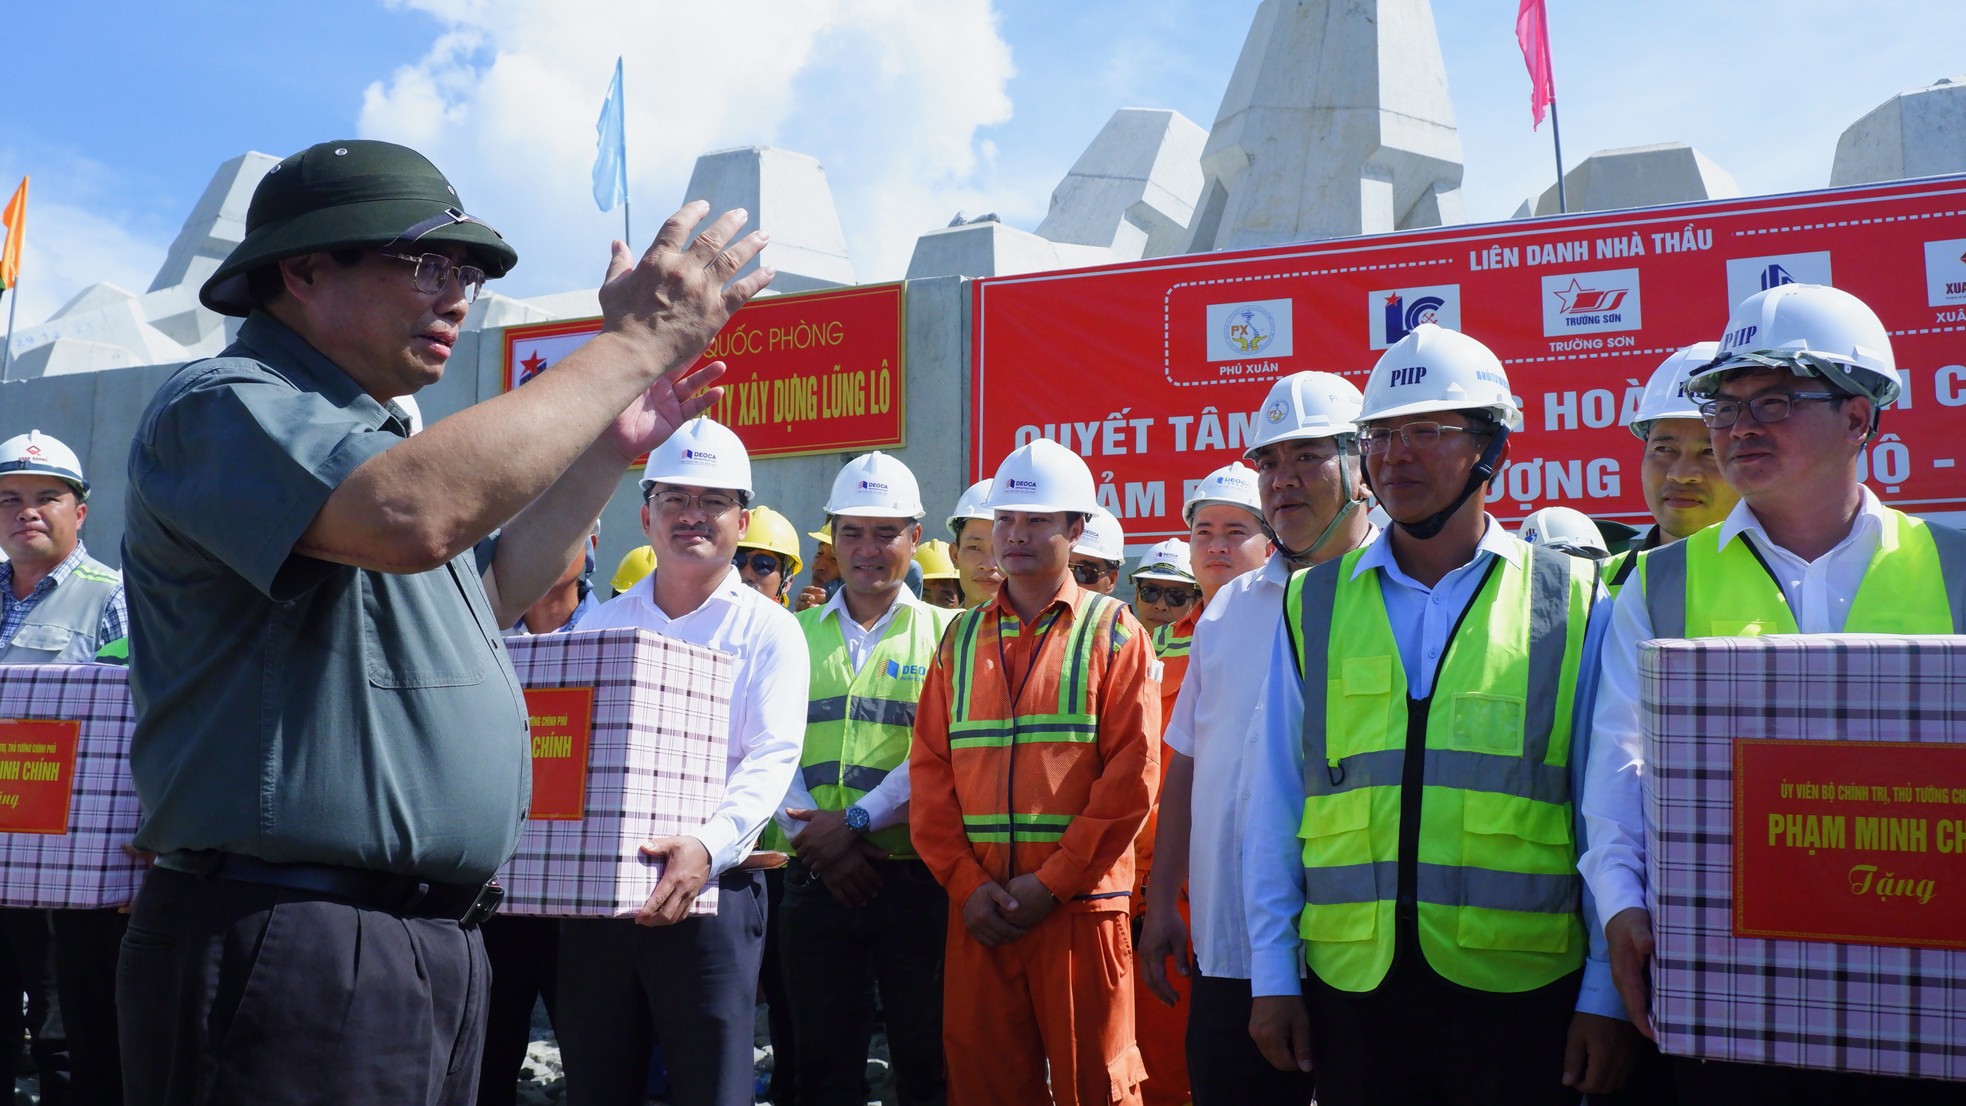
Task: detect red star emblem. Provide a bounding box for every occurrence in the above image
[518,351,548,384]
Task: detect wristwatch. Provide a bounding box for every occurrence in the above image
[844,805,872,833]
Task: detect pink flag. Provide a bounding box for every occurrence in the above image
[1516,0,1555,129]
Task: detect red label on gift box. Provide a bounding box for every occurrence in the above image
[0,719,81,835]
[1734,739,1966,948]
[524,687,595,821]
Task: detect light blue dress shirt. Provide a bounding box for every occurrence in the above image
[1241,518,1622,1020]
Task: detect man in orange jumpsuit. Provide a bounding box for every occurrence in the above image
[911,437,1161,1106]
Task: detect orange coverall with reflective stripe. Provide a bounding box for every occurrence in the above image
[910,579,1160,1106]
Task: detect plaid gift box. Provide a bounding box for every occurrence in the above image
[1641,635,1966,1082]
[500,627,733,918]
[0,664,145,909]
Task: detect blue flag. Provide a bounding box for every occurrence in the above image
[592,58,626,213]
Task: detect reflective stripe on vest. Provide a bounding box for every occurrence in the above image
[787,601,955,858]
[0,556,121,665]
[946,592,1122,850]
[1152,619,1191,660]
[1641,508,1966,638]
[1288,542,1589,994]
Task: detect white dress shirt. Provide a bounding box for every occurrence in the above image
[1579,488,1890,922]
[774,587,923,837]
[1163,549,1295,980]
[576,565,810,878]
[1242,519,1621,1016]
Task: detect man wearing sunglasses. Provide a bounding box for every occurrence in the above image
[1581,284,1966,1104]
[734,505,803,607]
[1070,506,1128,596]
[563,416,809,1105]
[1128,540,1196,634]
[1139,372,1376,1106]
[119,139,773,1103]
[1245,331,1629,1105]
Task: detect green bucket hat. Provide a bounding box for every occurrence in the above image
[200,139,518,317]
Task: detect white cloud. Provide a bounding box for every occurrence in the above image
[356,0,1024,299]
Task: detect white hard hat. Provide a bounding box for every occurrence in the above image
[0,430,89,500]
[1072,506,1126,564]
[1628,343,1719,440]
[947,479,994,539]
[638,417,753,496]
[986,439,1098,515]
[1518,506,1610,559]
[1130,539,1194,583]
[1243,372,1364,456]
[825,451,924,519]
[1690,283,1899,406]
[1182,461,1264,527]
[1358,324,1522,432]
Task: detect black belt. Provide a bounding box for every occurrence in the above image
[160,851,503,926]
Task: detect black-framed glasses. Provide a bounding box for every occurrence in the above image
[648,490,740,516]
[733,551,784,577]
[1070,562,1112,586]
[1697,391,1844,429]
[1136,582,1197,606]
[376,250,487,303]
[1358,422,1478,456]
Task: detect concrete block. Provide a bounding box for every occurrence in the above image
[1519,143,1739,218]
[148,152,277,294]
[906,221,1112,280]
[1831,76,1966,186]
[1188,0,1464,251]
[47,283,138,321]
[681,147,855,293]
[1035,108,1207,260]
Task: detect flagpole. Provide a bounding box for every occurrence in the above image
[620,62,632,246]
[1540,0,1568,214]
[2,284,17,383]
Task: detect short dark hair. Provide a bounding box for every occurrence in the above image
[246,247,367,310]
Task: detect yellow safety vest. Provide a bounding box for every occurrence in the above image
[781,599,956,858]
[1639,507,1966,637]
[1285,540,1594,993]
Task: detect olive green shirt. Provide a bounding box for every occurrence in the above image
[123,312,530,884]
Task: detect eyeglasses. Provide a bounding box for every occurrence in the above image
[1070,562,1113,586]
[1358,422,1479,456]
[376,250,487,303]
[1697,391,1844,429]
[647,490,740,516]
[733,551,784,577]
[1136,583,1197,606]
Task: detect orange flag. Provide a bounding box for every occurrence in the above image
[1,177,26,292]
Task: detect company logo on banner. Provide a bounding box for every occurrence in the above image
[1369,285,1461,349]
[1206,299,1293,361]
[1542,269,1643,336]
[1725,251,1833,310]
[1925,238,1966,308]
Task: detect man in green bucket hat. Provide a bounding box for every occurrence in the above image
[117,138,776,1104]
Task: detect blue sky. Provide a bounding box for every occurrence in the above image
[3,0,1962,329]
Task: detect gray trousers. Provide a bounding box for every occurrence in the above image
[117,867,489,1106]
[555,870,767,1106]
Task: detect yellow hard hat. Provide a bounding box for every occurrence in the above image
[807,520,832,547]
[739,505,804,578]
[611,545,657,594]
[914,539,959,580]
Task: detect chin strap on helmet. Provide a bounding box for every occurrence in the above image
[1370,425,1511,542]
[1269,440,1366,564]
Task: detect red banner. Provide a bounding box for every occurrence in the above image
[524,687,595,821]
[0,719,80,835]
[972,177,1966,543]
[1734,739,1966,949]
[503,282,905,461]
